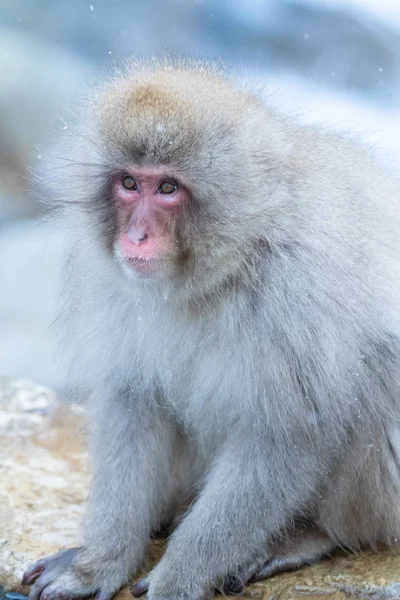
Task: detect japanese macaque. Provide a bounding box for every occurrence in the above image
[22,58,400,600]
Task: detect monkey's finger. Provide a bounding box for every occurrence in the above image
[131,578,150,597]
[221,575,245,596]
[249,557,306,583]
[22,561,47,585]
[22,549,81,587]
[27,570,57,600]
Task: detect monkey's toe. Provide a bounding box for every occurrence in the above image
[22,551,104,600]
[23,549,81,586]
[22,561,46,585]
[23,548,129,600]
[249,557,311,582]
[221,555,307,594]
[131,578,150,598]
[221,575,245,596]
[26,570,98,600]
[23,549,81,600]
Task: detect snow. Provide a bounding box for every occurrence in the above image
[301,0,400,28]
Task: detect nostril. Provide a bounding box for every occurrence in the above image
[128,228,148,245]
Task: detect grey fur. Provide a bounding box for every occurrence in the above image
[23,58,400,600]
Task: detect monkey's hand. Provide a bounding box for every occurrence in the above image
[22,547,127,600]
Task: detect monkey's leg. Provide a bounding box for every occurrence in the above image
[133,430,328,600]
[22,388,183,600]
[222,528,336,594]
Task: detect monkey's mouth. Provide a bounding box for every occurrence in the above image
[122,256,163,278]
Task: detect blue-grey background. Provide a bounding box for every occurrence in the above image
[0,0,399,389]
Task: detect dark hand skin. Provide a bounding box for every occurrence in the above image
[22,553,244,600]
[21,550,91,600]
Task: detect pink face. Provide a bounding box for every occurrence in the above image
[113,167,190,278]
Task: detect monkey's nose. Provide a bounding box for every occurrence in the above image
[128,228,148,245]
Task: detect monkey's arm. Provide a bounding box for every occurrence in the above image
[138,427,326,600]
[22,387,178,600]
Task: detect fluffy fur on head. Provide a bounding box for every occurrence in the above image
[50,58,299,295]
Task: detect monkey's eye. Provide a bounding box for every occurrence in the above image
[121,175,137,190]
[158,181,177,194]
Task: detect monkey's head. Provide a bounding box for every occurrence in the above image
[64,60,290,296]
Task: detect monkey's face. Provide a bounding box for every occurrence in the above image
[73,64,281,290]
[112,165,191,280]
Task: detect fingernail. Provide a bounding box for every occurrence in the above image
[131,579,149,598]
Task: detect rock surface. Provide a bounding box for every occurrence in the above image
[1,379,400,600]
[0,378,87,591]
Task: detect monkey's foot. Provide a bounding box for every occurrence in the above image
[131,559,303,600]
[131,554,305,599]
[221,557,317,595]
[223,531,337,595]
[131,572,213,600]
[131,531,336,599]
[22,548,124,600]
[131,578,212,600]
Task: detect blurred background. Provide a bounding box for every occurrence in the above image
[0,0,399,391]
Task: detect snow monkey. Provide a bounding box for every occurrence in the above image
[22,58,400,600]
